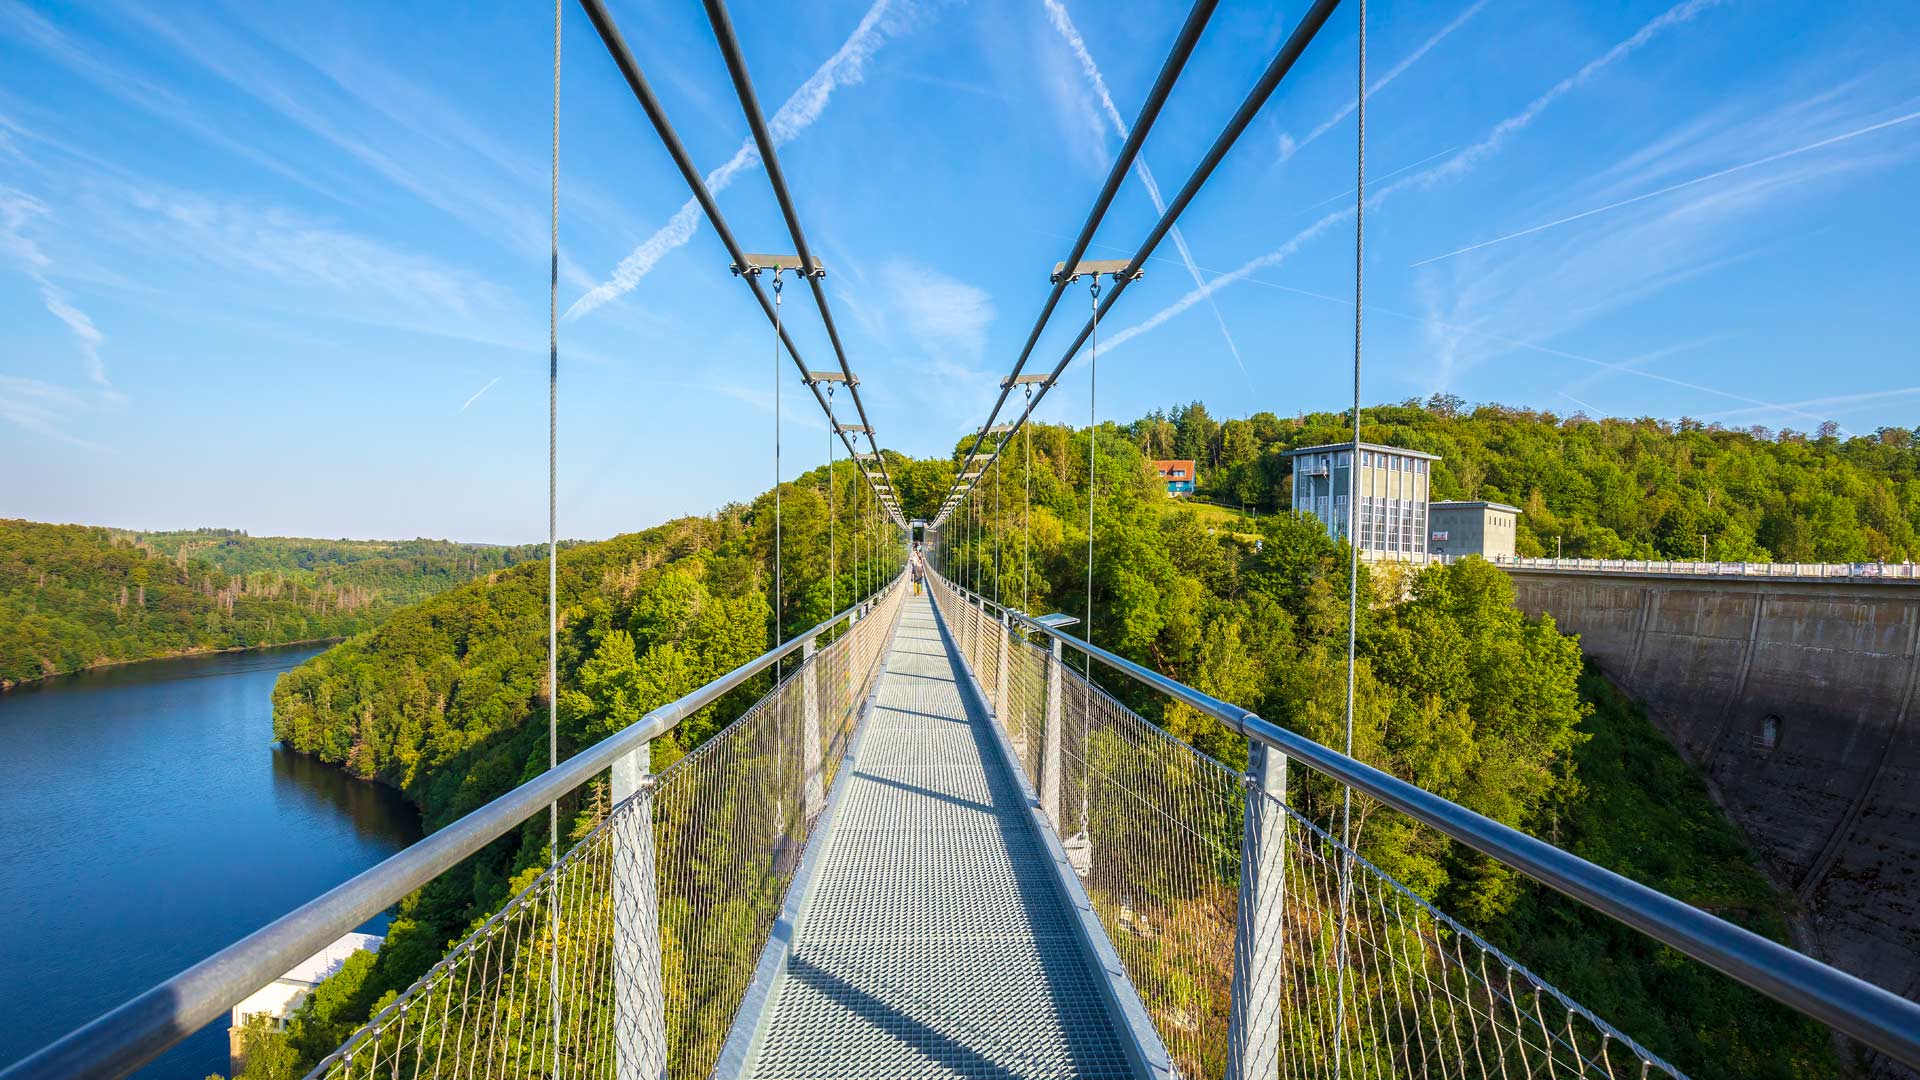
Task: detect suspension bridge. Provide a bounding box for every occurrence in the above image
[7,0,1920,1078]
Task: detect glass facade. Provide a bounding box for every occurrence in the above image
[1291,445,1433,559]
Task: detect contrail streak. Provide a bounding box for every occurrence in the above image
[567,0,903,319]
[460,375,502,411]
[1277,0,1489,163]
[1097,0,1728,361]
[1041,0,1248,383]
[1412,109,1920,266]
[1698,386,1920,423]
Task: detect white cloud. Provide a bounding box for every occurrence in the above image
[568,0,917,319]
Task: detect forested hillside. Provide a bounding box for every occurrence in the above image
[1126,398,1920,561]
[238,460,905,1076]
[941,419,1839,1077]
[0,521,537,688]
[134,530,541,607]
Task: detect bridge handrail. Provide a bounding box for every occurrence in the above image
[0,573,907,1080]
[933,572,1920,1069]
[1484,555,1920,580]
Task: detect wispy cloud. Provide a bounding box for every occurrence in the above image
[1413,108,1920,265]
[122,188,521,343]
[460,376,503,412]
[0,2,334,197]
[1276,0,1490,164]
[1,186,113,391]
[1040,0,1246,383]
[1697,386,1920,424]
[0,374,93,445]
[1410,0,1730,193]
[1091,0,1731,365]
[882,258,996,360]
[568,0,916,320]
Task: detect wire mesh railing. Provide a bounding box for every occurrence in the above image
[306,579,906,1080]
[928,572,1685,1080]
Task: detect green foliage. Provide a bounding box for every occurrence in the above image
[946,403,1857,1077]
[134,529,541,607]
[1485,671,1841,1078]
[0,520,368,686]
[0,520,534,687]
[1135,399,1920,561]
[264,462,904,1075]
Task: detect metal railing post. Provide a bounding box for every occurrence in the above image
[1041,635,1064,826]
[802,637,824,819]
[994,612,1011,720]
[1225,741,1286,1080]
[611,745,668,1080]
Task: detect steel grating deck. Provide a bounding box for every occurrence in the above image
[743,594,1138,1080]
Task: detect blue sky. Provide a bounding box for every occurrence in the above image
[3,0,1916,543]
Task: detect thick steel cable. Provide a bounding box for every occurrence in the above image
[938,0,1220,513]
[574,0,903,525]
[1335,1,1367,1072]
[546,0,562,1075]
[934,0,1343,526]
[994,448,1002,607]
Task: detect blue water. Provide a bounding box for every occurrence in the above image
[0,645,423,1078]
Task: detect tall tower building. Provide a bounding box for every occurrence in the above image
[1282,442,1438,560]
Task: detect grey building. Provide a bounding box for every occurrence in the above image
[1283,442,1438,560]
[1429,500,1522,559]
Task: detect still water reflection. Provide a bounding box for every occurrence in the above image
[0,645,422,1078]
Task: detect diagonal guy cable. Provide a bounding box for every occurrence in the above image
[936,0,1343,527]
[576,0,906,525]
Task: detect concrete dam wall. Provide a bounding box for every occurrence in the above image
[1506,568,1920,1003]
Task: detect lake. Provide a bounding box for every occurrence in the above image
[0,645,423,1078]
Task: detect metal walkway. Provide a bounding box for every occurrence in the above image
[740,593,1138,1080]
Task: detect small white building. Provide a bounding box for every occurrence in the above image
[230,931,382,1072]
[1429,500,1522,559]
[1284,442,1438,560]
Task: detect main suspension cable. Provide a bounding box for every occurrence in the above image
[940,0,1221,513]
[699,0,905,523]
[576,0,904,527]
[934,0,1342,526]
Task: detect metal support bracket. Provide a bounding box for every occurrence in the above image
[1049,258,1144,285]
[731,253,826,278]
